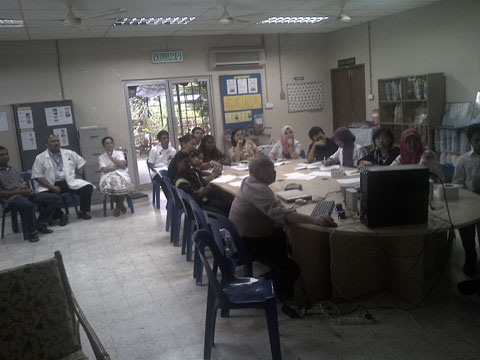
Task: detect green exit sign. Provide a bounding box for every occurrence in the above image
[152,51,184,63]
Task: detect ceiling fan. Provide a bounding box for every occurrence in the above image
[26,0,127,31]
[213,1,263,25]
[336,0,352,22]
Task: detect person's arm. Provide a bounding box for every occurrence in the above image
[285,211,335,227]
[306,143,317,163]
[269,142,279,161]
[325,148,341,166]
[353,145,368,167]
[202,164,222,183]
[452,158,466,188]
[35,177,61,193]
[230,142,243,162]
[288,139,300,159]
[0,188,33,198]
[147,148,157,169]
[358,149,375,167]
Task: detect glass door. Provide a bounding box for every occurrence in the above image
[124,77,214,189]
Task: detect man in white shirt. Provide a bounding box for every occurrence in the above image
[148,130,176,181]
[32,135,94,222]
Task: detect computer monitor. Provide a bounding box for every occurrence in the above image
[359,165,429,228]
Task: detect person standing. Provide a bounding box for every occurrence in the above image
[452,123,480,276]
[32,134,94,221]
[0,146,59,242]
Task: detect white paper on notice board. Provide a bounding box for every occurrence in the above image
[0,112,8,132]
[18,107,34,129]
[237,78,248,94]
[53,127,69,146]
[226,79,237,95]
[21,131,37,151]
[248,78,258,93]
[45,106,73,126]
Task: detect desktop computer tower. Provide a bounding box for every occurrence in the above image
[360,165,429,228]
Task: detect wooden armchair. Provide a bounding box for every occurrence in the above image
[0,251,110,360]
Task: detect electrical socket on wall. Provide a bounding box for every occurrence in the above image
[265,102,274,109]
[367,94,374,100]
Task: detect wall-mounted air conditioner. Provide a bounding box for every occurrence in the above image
[210,48,266,70]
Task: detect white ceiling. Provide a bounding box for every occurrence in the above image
[0,0,443,41]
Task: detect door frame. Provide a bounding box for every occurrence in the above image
[122,76,215,190]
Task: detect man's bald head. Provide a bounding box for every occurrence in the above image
[249,155,276,185]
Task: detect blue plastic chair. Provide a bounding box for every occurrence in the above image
[30,175,79,218]
[160,172,184,246]
[193,229,282,360]
[174,188,196,261]
[102,194,134,217]
[146,160,161,209]
[204,211,252,277]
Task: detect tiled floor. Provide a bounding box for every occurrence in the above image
[1,194,479,360]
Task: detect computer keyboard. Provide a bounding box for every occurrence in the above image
[311,200,335,216]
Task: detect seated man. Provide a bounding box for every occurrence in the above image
[148,130,177,182]
[229,155,336,310]
[306,126,338,163]
[192,126,204,149]
[32,135,94,221]
[0,146,59,242]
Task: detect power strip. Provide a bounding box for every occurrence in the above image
[336,316,377,325]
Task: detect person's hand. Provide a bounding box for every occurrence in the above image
[358,160,372,167]
[236,140,244,148]
[287,138,294,145]
[313,215,336,227]
[269,153,276,161]
[313,140,324,147]
[20,188,34,197]
[51,186,61,194]
[212,165,222,177]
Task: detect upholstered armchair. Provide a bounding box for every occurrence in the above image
[0,251,110,360]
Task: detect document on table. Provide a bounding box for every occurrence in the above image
[320,164,340,171]
[283,172,317,181]
[344,170,360,176]
[274,161,291,167]
[228,180,243,187]
[336,177,360,185]
[229,164,249,171]
[309,171,331,178]
[295,164,321,170]
[211,175,238,183]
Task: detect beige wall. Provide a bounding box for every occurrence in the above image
[1,0,479,187]
[326,0,480,120]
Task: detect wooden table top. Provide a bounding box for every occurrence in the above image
[216,159,480,237]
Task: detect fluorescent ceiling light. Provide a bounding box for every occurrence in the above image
[114,17,196,26]
[0,19,24,28]
[257,16,328,25]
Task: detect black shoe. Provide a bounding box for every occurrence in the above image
[58,214,68,226]
[36,224,54,234]
[281,304,301,319]
[457,279,480,295]
[28,233,40,242]
[78,211,92,220]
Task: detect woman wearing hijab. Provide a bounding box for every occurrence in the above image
[391,128,442,180]
[358,127,400,167]
[324,127,367,167]
[269,125,301,161]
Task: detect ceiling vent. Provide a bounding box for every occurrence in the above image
[210,48,266,70]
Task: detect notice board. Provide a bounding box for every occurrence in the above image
[12,100,81,171]
[219,73,263,132]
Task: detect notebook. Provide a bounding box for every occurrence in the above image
[276,189,312,203]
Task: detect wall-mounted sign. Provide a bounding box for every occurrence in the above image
[338,57,356,67]
[294,76,304,81]
[152,51,184,63]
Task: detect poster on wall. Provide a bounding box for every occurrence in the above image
[45,106,73,126]
[18,107,34,129]
[53,127,69,146]
[287,81,324,113]
[219,73,263,132]
[21,131,37,151]
[0,112,8,132]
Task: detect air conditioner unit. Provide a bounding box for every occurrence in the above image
[210,48,266,70]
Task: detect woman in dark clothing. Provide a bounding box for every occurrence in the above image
[173,151,231,216]
[358,127,400,167]
[306,126,338,163]
[198,135,231,165]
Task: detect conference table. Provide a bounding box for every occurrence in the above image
[215,159,480,305]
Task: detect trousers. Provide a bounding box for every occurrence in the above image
[9,193,60,234]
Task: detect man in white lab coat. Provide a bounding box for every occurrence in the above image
[32,135,94,221]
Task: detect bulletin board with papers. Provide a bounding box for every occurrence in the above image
[12,100,81,170]
[219,73,263,131]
